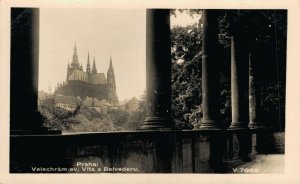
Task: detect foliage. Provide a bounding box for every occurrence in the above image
[123,92,147,130]
[39,95,81,130]
[171,24,202,128]
[171,9,286,130]
[39,92,147,132]
[260,81,285,131]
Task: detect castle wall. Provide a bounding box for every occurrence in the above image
[57,81,108,101]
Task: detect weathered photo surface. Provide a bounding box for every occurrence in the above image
[10,8,286,174]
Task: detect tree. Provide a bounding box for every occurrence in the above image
[171,23,202,128]
[171,10,286,130]
[124,91,147,130]
[39,94,81,130]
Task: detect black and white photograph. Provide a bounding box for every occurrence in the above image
[1,0,300,183]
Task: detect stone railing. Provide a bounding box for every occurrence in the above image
[10,129,283,173]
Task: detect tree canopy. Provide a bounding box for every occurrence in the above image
[171,9,286,131]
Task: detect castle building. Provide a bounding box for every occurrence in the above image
[55,44,118,104]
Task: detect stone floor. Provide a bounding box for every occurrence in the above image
[230,154,284,174]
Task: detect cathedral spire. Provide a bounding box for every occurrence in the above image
[71,42,80,69]
[92,56,97,74]
[108,55,114,71]
[86,52,90,73]
[107,56,118,104]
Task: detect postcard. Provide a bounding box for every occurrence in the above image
[1,0,300,184]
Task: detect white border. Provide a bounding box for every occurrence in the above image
[1,0,300,184]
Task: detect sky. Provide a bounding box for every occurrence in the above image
[39,9,199,101]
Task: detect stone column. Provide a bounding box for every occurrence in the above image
[248,45,263,128]
[141,9,173,130]
[10,8,51,134]
[229,35,250,129]
[229,27,252,161]
[199,10,222,129]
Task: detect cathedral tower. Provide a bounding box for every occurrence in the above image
[67,43,81,80]
[92,56,97,74]
[70,43,80,69]
[58,44,118,105]
[86,53,91,73]
[107,56,118,104]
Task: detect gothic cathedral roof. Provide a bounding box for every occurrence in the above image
[67,44,110,85]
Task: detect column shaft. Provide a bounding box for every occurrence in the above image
[229,35,249,129]
[200,10,222,129]
[141,9,173,130]
[249,45,263,128]
[10,8,49,133]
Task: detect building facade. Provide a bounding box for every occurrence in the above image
[55,44,118,105]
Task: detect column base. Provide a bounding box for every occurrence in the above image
[239,155,252,162]
[248,122,265,129]
[228,121,249,130]
[140,117,174,130]
[11,111,62,135]
[199,120,223,129]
